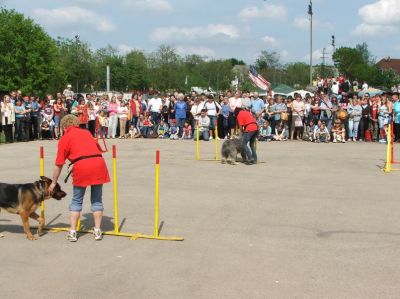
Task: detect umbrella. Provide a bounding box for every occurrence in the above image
[287,90,314,98]
[358,88,384,97]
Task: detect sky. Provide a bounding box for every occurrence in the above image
[2,0,400,65]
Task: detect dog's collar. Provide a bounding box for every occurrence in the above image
[39,180,46,200]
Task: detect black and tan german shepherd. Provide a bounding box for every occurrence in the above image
[0,176,66,240]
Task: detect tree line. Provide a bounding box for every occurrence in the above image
[0,8,399,96]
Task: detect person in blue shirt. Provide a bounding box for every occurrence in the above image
[272,96,287,133]
[392,92,400,141]
[251,92,266,118]
[174,93,187,138]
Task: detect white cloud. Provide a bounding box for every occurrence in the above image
[304,49,323,62]
[150,24,239,43]
[353,0,400,36]
[175,46,216,57]
[293,17,332,30]
[261,36,280,48]
[32,6,117,32]
[280,50,289,59]
[123,0,173,13]
[358,0,400,25]
[238,3,287,21]
[353,23,397,36]
[72,0,109,4]
[117,44,140,54]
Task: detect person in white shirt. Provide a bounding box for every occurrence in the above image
[204,95,221,140]
[194,109,210,141]
[228,91,242,137]
[118,101,129,138]
[147,93,162,124]
[362,81,369,91]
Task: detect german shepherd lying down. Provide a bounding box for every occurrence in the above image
[221,136,246,165]
[0,176,66,240]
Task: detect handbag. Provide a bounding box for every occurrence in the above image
[295,116,303,127]
[280,112,288,121]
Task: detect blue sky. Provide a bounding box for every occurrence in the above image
[3,0,400,64]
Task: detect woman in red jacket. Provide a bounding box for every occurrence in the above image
[235,107,258,165]
[49,114,110,242]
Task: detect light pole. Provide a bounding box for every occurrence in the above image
[75,34,80,92]
[308,1,313,87]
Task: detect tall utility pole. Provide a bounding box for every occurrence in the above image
[75,35,80,92]
[308,1,313,87]
[321,48,329,78]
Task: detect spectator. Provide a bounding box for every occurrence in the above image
[147,93,162,124]
[140,115,153,138]
[273,120,287,141]
[14,99,27,142]
[107,96,118,138]
[129,93,141,129]
[314,121,330,143]
[393,92,400,142]
[347,98,362,141]
[117,101,129,138]
[220,96,230,139]
[169,120,179,140]
[1,95,15,143]
[30,96,41,140]
[332,121,346,143]
[41,120,52,140]
[157,119,169,138]
[182,121,192,140]
[291,94,305,140]
[258,121,272,142]
[98,110,108,139]
[53,97,65,139]
[194,109,210,141]
[175,93,187,138]
[204,95,221,140]
[228,91,242,137]
[77,97,89,130]
[378,97,390,142]
[42,100,54,139]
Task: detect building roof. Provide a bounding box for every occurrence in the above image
[377,58,400,74]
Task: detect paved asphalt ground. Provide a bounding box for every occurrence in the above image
[1,138,400,299]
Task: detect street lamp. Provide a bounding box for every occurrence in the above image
[75,35,80,92]
[308,1,313,87]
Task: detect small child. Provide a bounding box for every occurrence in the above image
[303,120,315,141]
[182,121,192,140]
[169,120,179,140]
[273,120,287,141]
[98,110,108,138]
[127,124,138,139]
[332,121,346,143]
[258,121,272,141]
[157,120,169,139]
[41,121,52,140]
[141,115,153,138]
[314,122,330,143]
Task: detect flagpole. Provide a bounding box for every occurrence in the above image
[308,1,313,87]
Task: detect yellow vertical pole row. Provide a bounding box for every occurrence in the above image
[215,121,219,161]
[112,145,119,234]
[154,150,160,238]
[385,124,392,173]
[196,124,200,161]
[40,147,45,219]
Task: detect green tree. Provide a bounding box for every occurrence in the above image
[0,9,61,95]
[284,62,310,88]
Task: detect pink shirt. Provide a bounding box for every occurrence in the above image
[229,97,242,112]
[108,102,118,116]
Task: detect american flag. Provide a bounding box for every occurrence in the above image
[248,65,271,90]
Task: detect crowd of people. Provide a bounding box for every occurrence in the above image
[1,81,399,144]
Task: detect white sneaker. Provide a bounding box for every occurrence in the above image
[210,136,213,140]
[67,230,77,242]
[93,228,103,241]
[217,137,220,140]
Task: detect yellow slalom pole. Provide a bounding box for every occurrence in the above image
[112,145,119,234]
[154,150,160,238]
[196,124,200,161]
[39,147,45,219]
[215,121,219,161]
[384,124,392,173]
